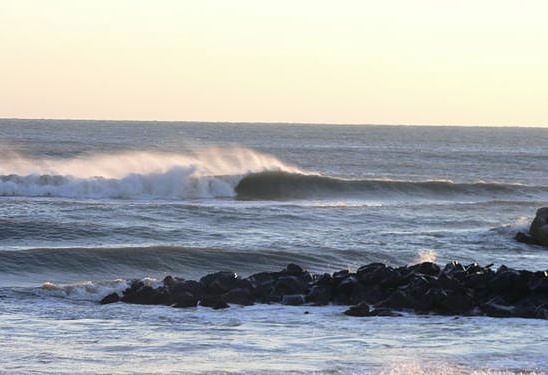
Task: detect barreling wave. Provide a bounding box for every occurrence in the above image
[235,171,548,200]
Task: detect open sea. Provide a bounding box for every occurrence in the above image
[0,119,547,374]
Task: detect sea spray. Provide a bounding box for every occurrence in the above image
[0,147,302,199]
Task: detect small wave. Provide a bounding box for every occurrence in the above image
[0,246,373,287]
[235,171,548,200]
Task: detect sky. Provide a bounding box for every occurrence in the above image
[1,0,547,126]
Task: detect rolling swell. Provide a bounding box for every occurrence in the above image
[0,246,383,287]
[235,171,548,200]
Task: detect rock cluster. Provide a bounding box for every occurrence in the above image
[101,261,548,320]
[516,207,548,246]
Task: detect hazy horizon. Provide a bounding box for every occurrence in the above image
[1,117,547,128]
[1,1,547,127]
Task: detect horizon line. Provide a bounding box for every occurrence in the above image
[1,117,547,129]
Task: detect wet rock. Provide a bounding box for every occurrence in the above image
[515,232,536,244]
[100,292,120,305]
[273,276,308,296]
[534,304,548,319]
[530,207,548,246]
[344,302,371,316]
[121,282,169,305]
[106,262,547,320]
[222,288,254,306]
[163,275,184,289]
[172,280,205,300]
[438,291,474,315]
[463,269,495,290]
[282,294,306,306]
[199,296,229,309]
[442,261,466,281]
[305,285,331,306]
[285,263,304,275]
[172,291,198,308]
[405,262,441,277]
[481,297,518,318]
[200,271,241,295]
[350,284,389,305]
[528,271,548,293]
[247,272,276,303]
[379,289,414,309]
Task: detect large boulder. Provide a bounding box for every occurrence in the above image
[530,207,548,246]
[516,207,548,246]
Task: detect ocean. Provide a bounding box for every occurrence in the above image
[0,119,547,374]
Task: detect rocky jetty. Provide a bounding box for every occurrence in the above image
[100,261,548,320]
[516,207,548,246]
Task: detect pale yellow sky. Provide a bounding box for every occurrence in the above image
[1,0,547,126]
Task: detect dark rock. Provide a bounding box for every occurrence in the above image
[282,294,306,306]
[415,287,447,312]
[172,291,198,308]
[334,275,359,295]
[100,293,120,305]
[247,272,276,302]
[163,275,185,289]
[481,297,518,318]
[402,275,438,298]
[515,232,536,244]
[530,207,548,246]
[344,302,371,317]
[285,263,304,275]
[463,270,495,290]
[442,261,466,281]
[489,267,529,301]
[405,262,440,277]
[222,288,254,306]
[107,262,547,320]
[172,280,205,299]
[534,304,548,319]
[121,283,169,305]
[306,285,331,305]
[313,273,333,286]
[528,271,548,293]
[370,308,401,317]
[350,284,389,305]
[333,269,350,281]
[438,273,466,293]
[378,289,414,309]
[273,276,307,296]
[200,271,240,295]
[357,263,402,287]
[438,291,474,315]
[199,296,229,309]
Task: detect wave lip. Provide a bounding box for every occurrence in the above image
[235,171,548,200]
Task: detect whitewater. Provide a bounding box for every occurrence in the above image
[0,119,547,374]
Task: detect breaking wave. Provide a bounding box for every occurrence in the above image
[0,148,301,200]
[1,149,546,201]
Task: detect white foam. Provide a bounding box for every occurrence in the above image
[40,279,131,301]
[413,249,438,264]
[381,361,542,375]
[0,147,302,199]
